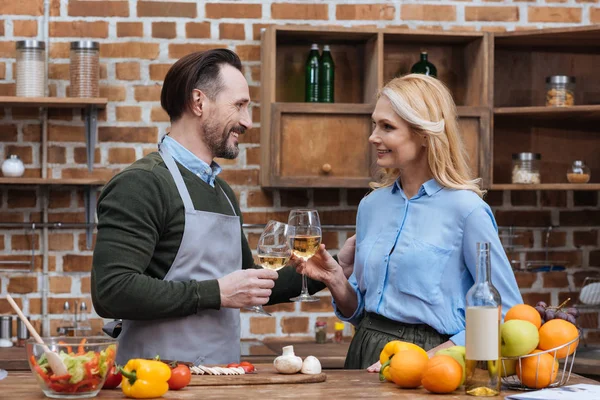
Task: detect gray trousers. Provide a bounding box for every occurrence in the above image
[344,313,451,369]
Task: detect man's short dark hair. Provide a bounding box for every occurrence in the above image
[161,48,242,122]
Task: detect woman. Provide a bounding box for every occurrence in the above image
[295,74,523,370]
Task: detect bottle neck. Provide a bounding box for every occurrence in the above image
[475,243,492,285]
[420,53,428,62]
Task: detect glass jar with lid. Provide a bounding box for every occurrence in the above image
[546,75,575,107]
[315,321,327,344]
[15,40,46,97]
[567,160,591,184]
[512,153,541,184]
[70,41,100,98]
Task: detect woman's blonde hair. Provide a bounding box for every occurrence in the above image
[370,74,485,198]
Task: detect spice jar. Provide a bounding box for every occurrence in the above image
[315,321,327,344]
[15,40,46,97]
[70,41,100,98]
[334,322,344,344]
[0,316,13,348]
[512,153,541,184]
[16,316,30,347]
[546,75,575,107]
[567,160,591,184]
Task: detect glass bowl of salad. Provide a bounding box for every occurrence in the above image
[26,336,118,398]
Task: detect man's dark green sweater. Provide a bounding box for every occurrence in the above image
[91,152,325,320]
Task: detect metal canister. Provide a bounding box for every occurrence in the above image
[16,317,30,347]
[0,316,13,340]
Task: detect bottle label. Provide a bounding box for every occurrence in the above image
[466,306,499,360]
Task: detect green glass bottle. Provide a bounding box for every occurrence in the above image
[305,43,320,102]
[410,51,437,77]
[318,44,335,103]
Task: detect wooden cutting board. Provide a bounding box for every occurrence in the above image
[189,365,326,386]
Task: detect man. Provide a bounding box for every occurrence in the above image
[92,49,354,365]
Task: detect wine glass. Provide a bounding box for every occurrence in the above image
[245,220,294,316]
[288,209,322,302]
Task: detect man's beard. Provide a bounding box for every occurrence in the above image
[202,120,245,159]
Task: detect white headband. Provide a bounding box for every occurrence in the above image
[382,87,445,134]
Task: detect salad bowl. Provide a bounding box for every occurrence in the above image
[27,336,118,398]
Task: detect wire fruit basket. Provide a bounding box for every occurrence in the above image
[500,332,581,391]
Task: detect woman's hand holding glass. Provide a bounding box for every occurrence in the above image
[292,243,343,285]
[245,220,295,316]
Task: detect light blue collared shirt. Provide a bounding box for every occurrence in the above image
[333,179,523,346]
[159,135,222,187]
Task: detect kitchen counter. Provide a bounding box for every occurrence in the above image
[1,365,598,399]
[0,338,351,371]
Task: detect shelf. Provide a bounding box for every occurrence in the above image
[0,178,106,186]
[0,96,107,109]
[272,102,374,114]
[495,26,600,49]
[490,184,600,191]
[494,105,600,121]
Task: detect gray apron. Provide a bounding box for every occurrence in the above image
[116,146,242,365]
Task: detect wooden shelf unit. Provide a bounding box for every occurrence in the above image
[261,26,492,188]
[0,96,107,109]
[260,25,600,190]
[0,96,107,248]
[492,26,600,187]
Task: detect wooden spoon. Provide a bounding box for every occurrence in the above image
[6,294,69,376]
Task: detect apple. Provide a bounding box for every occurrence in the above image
[436,346,466,385]
[488,358,517,378]
[500,359,517,377]
[501,320,539,357]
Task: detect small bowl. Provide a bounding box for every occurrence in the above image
[26,336,118,399]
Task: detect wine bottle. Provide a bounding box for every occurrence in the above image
[305,44,320,102]
[410,51,437,77]
[465,242,502,397]
[318,45,334,103]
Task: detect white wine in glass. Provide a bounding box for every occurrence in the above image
[288,209,321,302]
[245,220,294,316]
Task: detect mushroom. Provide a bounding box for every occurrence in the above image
[301,355,322,375]
[273,345,303,374]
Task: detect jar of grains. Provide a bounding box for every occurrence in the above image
[567,160,591,184]
[512,153,541,184]
[70,41,100,97]
[546,75,575,107]
[15,40,46,97]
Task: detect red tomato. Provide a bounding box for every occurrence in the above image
[168,364,191,390]
[102,365,122,389]
[239,362,255,373]
[226,363,240,368]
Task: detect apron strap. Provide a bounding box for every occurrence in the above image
[217,184,237,217]
[159,146,195,213]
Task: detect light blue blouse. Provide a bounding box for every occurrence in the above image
[333,179,523,346]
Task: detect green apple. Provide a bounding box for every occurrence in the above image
[500,359,517,377]
[500,320,539,357]
[436,346,466,385]
[487,358,517,378]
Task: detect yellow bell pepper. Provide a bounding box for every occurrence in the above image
[379,340,428,382]
[120,359,171,399]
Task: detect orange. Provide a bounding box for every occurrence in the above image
[388,349,429,388]
[421,355,463,394]
[516,350,559,389]
[505,304,542,329]
[538,319,579,359]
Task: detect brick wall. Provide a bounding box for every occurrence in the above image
[0,1,598,344]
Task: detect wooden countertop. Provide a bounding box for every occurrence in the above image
[0,338,351,371]
[2,365,598,399]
